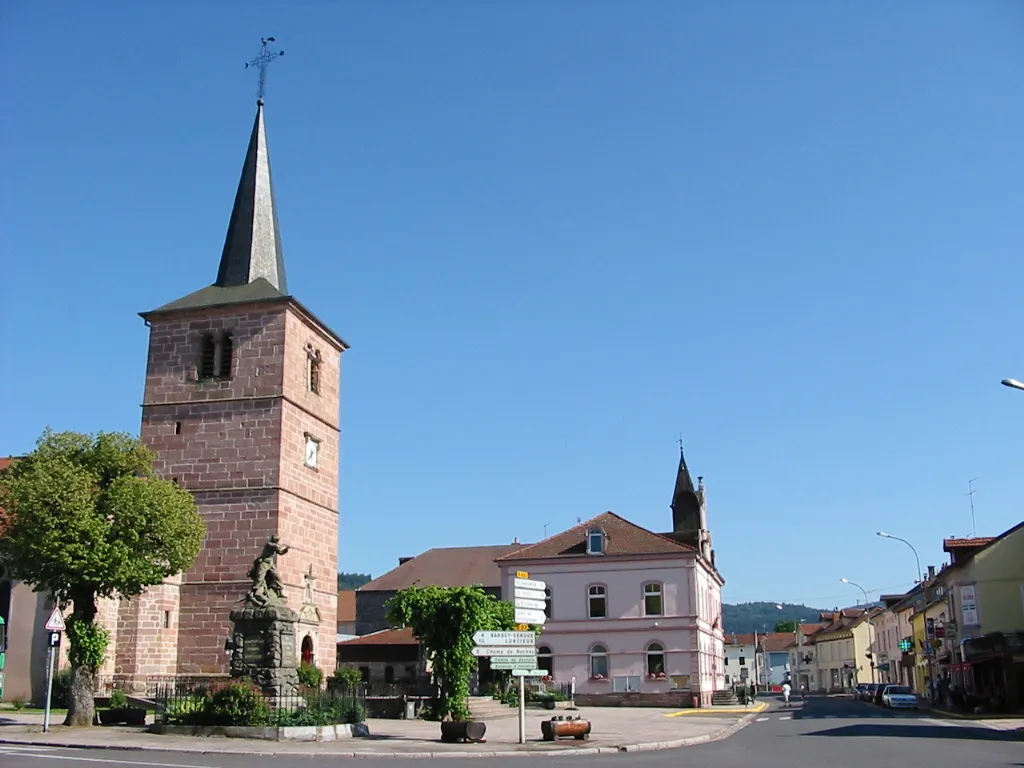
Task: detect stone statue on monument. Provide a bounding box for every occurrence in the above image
[245,535,291,607]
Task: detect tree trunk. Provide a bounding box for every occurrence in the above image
[64,590,98,727]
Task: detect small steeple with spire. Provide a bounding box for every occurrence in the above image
[146,39,290,314]
[670,443,707,551]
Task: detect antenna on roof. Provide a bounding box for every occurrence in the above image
[966,478,978,538]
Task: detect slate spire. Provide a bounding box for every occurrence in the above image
[215,99,288,293]
[670,445,701,536]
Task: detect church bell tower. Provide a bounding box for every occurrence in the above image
[124,51,347,678]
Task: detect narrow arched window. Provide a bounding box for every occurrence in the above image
[646,642,666,677]
[590,644,608,679]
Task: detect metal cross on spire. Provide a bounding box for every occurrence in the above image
[246,37,284,104]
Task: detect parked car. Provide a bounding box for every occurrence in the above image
[855,683,869,700]
[881,684,919,709]
[873,684,887,705]
[859,683,881,702]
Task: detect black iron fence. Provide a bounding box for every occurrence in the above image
[149,676,366,727]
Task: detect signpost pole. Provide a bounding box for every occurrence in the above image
[43,644,55,732]
[518,672,526,744]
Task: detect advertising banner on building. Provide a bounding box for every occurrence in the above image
[959,584,979,627]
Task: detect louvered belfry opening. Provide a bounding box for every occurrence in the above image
[198,332,234,380]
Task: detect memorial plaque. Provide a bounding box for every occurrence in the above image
[281,632,296,665]
[243,636,265,664]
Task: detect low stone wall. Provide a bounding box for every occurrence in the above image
[150,723,370,742]
[574,691,694,708]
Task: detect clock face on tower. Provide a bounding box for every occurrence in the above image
[304,436,320,469]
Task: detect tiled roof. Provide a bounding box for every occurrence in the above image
[336,628,418,647]
[799,623,827,636]
[943,537,995,551]
[726,633,756,646]
[337,590,356,622]
[496,512,694,562]
[359,545,525,592]
[0,457,16,472]
[762,632,797,651]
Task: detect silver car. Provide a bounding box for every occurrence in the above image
[881,684,919,709]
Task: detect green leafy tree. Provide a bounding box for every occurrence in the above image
[0,429,206,726]
[774,619,798,633]
[385,585,520,722]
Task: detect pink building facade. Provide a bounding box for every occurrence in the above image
[496,453,726,707]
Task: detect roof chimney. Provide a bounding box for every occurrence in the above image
[512,537,519,545]
[927,565,935,580]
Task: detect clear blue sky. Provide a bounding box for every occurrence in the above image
[3,2,1023,609]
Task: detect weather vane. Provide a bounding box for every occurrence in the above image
[246,37,284,104]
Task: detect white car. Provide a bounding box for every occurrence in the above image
[881,684,919,709]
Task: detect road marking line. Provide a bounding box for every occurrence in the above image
[0,746,59,752]
[778,716,792,720]
[756,717,770,721]
[0,753,222,768]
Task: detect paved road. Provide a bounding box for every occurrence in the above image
[0,697,1019,767]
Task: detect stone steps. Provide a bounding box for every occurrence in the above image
[468,696,519,720]
[711,691,740,706]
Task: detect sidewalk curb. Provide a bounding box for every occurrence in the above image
[0,713,760,759]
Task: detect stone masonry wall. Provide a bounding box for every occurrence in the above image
[277,308,343,672]
[114,576,181,679]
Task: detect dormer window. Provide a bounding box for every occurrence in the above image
[587,528,606,555]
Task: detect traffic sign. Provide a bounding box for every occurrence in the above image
[45,608,65,632]
[516,624,530,631]
[514,597,545,610]
[490,657,538,670]
[473,631,535,646]
[514,587,545,601]
[514,608,546,625]
[472,646,539,658]
[513,577,546,592]
[512,669,546,677]
[48,631,61,648]
[516,571,530,579]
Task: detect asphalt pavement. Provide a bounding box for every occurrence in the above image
[0,696,1019,767]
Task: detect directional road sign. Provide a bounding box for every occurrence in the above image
[44,608,66,632]
[490,657,538,670]
[513,577,546,592]
[472,631,535,646]
[471,646,539,658]
[514,608,546,625]
[514,587,546,601]
[514,597,545,610]
[512,669,546,677]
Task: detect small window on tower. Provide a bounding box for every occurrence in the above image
[199,334,217,379]
[307,347,321,394]
[163,611,171,629]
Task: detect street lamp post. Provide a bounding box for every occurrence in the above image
[841,578,876,685]
[876,531,923,585]
[1001,378,1024,391]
